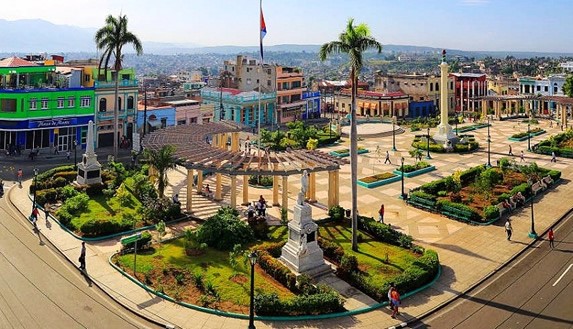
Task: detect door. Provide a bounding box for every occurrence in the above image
[58,135,68,153]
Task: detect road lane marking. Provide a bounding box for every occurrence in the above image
[552,264,573,287]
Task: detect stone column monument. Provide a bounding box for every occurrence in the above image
[433,50,457,144]
[76,120,102,185]
[280,170,332,277]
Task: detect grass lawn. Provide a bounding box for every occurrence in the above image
[115,238,294,314]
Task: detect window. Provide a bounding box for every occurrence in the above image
[68,97,75,107]
[430,83,433,92]
[537,86,541,91]
[57,97,64,108]
[127,96,134,109]
[117,97,122,110]
[30,98,37,110]
[84,75,90,82]
[267,80,271,87]
[554,86,558,93]
[99,98,107,112]
[80,96,91,107]
[41,98,49,109]
[1,99,17,112]
[177,119,186,125]
[544,86,548,92]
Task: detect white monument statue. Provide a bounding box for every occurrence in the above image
[280,171,331,278]
[433,49,458,144]
[76,120,102,185]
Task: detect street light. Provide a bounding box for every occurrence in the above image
[455,112,459,136]
[32,168,38,210]
[248,251,258,329]
[487,116,491,167]
[528,196,537,239]
[400,157,406,200]
[426,127,432,159]
[527,121,531,151]
[392,116,397,151]
[73,140,78,170]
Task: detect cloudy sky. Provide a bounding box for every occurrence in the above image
[3,0,572,52]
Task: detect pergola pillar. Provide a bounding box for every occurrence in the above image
[242,175,250,205]
[231,132,240,152]
[281,176,288,209]
[334,170,340,205]
[186,169,193,212]
[230,175,237,208]
[215,173,222,201]
[308,171,317,203]
[481,99,487,118]
[196,170,203,194]
[561,104,568,128]
[328,170,336,208]
[220,133,227,150]
[272,164,280,206]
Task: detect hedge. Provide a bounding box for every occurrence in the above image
[411,190,437,202]
[255,288,344,316]
[392,250,439,294]
[80,218,133,236]
[483,205,499,220]
[357,217,410,247]
[435,200,481,221]
[459,165,485,185]
[420,178,448,195]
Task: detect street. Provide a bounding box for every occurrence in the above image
[0,189,161,329]
[410,212,573,329]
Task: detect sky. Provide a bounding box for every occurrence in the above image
[3,0,572,53]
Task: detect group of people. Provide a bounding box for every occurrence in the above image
[247,195,267,219]
[505,219,555,249]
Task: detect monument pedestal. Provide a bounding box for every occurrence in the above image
[280,198,332,278]
[76,120,102,185]
[433,123,458,144]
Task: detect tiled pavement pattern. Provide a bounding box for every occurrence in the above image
[10,118,573,329]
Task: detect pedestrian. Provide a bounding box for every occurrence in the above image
[387,282,395,310]
[548,228,555,248]
[43,203,50,222]
[551,151,556,163]
[66,150,71,160]
[505,220,513,241]
[508,145,513,156]
[31,207,39,231]
[390,286,401,318]
[384,151,391,164]
[520,150,525,162]
[378,204,385,223]
[17,168,23,187]
[78,242,86,271]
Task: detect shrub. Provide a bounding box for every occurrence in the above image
[411,190,437,201]
[498,157,511,169]
[483,205,499,220]
[479,168,503,186]
[547,170,561,181]
[317,237,345,263]
[254,292,284,315]
[80,218,133,236]
[249,220,270,240]
[121,231,152,251]
[56,208,73,226]
[437,190,447,197]
[51,176,68,188]
[510,183,531,199]
[85,183,106,197]
[53,170,78,181]
[393,249,439,294]
[60,185,79,200]
[435,200,481,221]
[254,288,344,316]
[35,188,58,206]
[62,193,90,215]
[248,175,274,187]
[420,178,448,195]
[358,216,410,247]
[36,165,75,182]
[195,207,254,250]
[256,250,296,291]
[328,205,345,222]
[459,165,485,185]
[339,254,358,276]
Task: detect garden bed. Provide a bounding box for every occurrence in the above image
[534,129,573,158]
[329,147,369,158]
[393,162,436,178]
[412,134,479,153]
[358,172,400,188]
[453,123,490,133]
[508,128,546,141]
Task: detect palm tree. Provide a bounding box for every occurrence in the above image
[95,14,143,158]
[320,18,382,251]
[143,145,181,198]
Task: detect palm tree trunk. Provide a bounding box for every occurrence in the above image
[350,67,358,252]
[114,72,120,158]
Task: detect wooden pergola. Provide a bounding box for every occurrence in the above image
[142,122,347,212]
[481,95,573,127]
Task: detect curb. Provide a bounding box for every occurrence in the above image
[403,206,573,327]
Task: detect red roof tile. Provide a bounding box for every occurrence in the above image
[0,56,38,68]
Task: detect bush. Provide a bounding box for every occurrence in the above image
[256,250,296,291]
[195,207,254,250]
[61,193,90,215]
[36,165,75,182]
[459,165,485,185]
[548,170,561,181]
[53,170,78,181]
[411,190,437,201]
[60,185,79,200]
[479,168,503,186]
[339,254,358,276]
[420,178,448,195]
[248,175,274,187]
[393,249,439,294]
[358,216,410,247]
[498,157,511,169]
[483,205,499,220]
[80,218,133,236]
[328,205,345,222]
[85,183,106,197]
[510,183,531,199]
[317,237,345,263]
[56,208,73,226]
[121,231,152,251]
[249,220,270,240]
[35,188,58,206]
[435,200,481,221]
[254,288,344,316]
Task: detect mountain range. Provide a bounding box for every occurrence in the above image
[1,19,571,59]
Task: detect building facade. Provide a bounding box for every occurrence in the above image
[0,56,94,152]
[201,88,276,127]
[450,73,487,114]
[336,89,410,118]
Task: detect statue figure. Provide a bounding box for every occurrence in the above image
[300,170,309,195]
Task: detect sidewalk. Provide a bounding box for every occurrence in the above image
[8,118,573,329]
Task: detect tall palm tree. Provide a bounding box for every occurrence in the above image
[143,145,181,198]
[320,18,382,251]
[95,14,143,158]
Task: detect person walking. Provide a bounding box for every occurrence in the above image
[17,168,23,187]
[378,204,385,223]
[66,150,71,160]
[31,207,39,231]
[384,151,391,164]
[505,220,513,241]
[390,286,401,318]
[548,228,555,248]
[551,151,557,163]
[387,282,395,310]
[508,145,513,156]
[78,242,86,271]
[520,150,525,162]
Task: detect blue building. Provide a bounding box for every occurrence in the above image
[301,91,321,120]
[408,100,436,118]
[201,88,276,127]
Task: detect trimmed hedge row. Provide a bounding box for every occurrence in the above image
[435,200,481,221]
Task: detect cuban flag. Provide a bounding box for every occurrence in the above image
[260,0,267,61]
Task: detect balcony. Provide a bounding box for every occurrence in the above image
[94,79,138,89]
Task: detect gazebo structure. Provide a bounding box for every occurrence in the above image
[142,122,347,213]
[481,95,573,127]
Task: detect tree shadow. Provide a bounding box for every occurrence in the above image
[427,242,493,261]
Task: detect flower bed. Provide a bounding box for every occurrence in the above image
[508,128,546,141]
[412,134,479,153]
[393,162,436,178]
[533,129,573,158]
[453,123,490,133]
[358,172,400,188]
[329,147,368,158]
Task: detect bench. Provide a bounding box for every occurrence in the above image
[531,181,544,195]
[542,175,554,186]
[496,202,509,217]
[408,195,436,211]
[441,205,474,222]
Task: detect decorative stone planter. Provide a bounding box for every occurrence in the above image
[393,165,436,178]
[329,148,369,158]
[357,173,400,188]
[508,130,546,141]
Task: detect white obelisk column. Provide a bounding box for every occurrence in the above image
[434,50,456,143]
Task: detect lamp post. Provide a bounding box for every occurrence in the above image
[32,168,38,210]
[73,140,78,170]
[528,196,537,239]
[487,116,491,167]
[392,116,397,151]
[248,251,258,329]
[400,157,406,200]
[455,112,459,136]
[426,127,431,159]
[527,121,531,151]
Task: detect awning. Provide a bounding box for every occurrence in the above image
[147,120,162,128]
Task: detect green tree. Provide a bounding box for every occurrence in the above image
[142,145,180,197]
[319,18,382,251]
[563,75,573,97]
[95,14,143,158]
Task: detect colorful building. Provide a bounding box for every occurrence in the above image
[201,87,275,127]
[301,91,321,120]
[336,89,410,118]
[450,73,487,114]
[0,56,94,152]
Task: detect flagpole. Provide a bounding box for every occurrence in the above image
[257,0,263,155]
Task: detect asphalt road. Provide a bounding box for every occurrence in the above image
[410,212,573,329]
[0,189,162,329]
